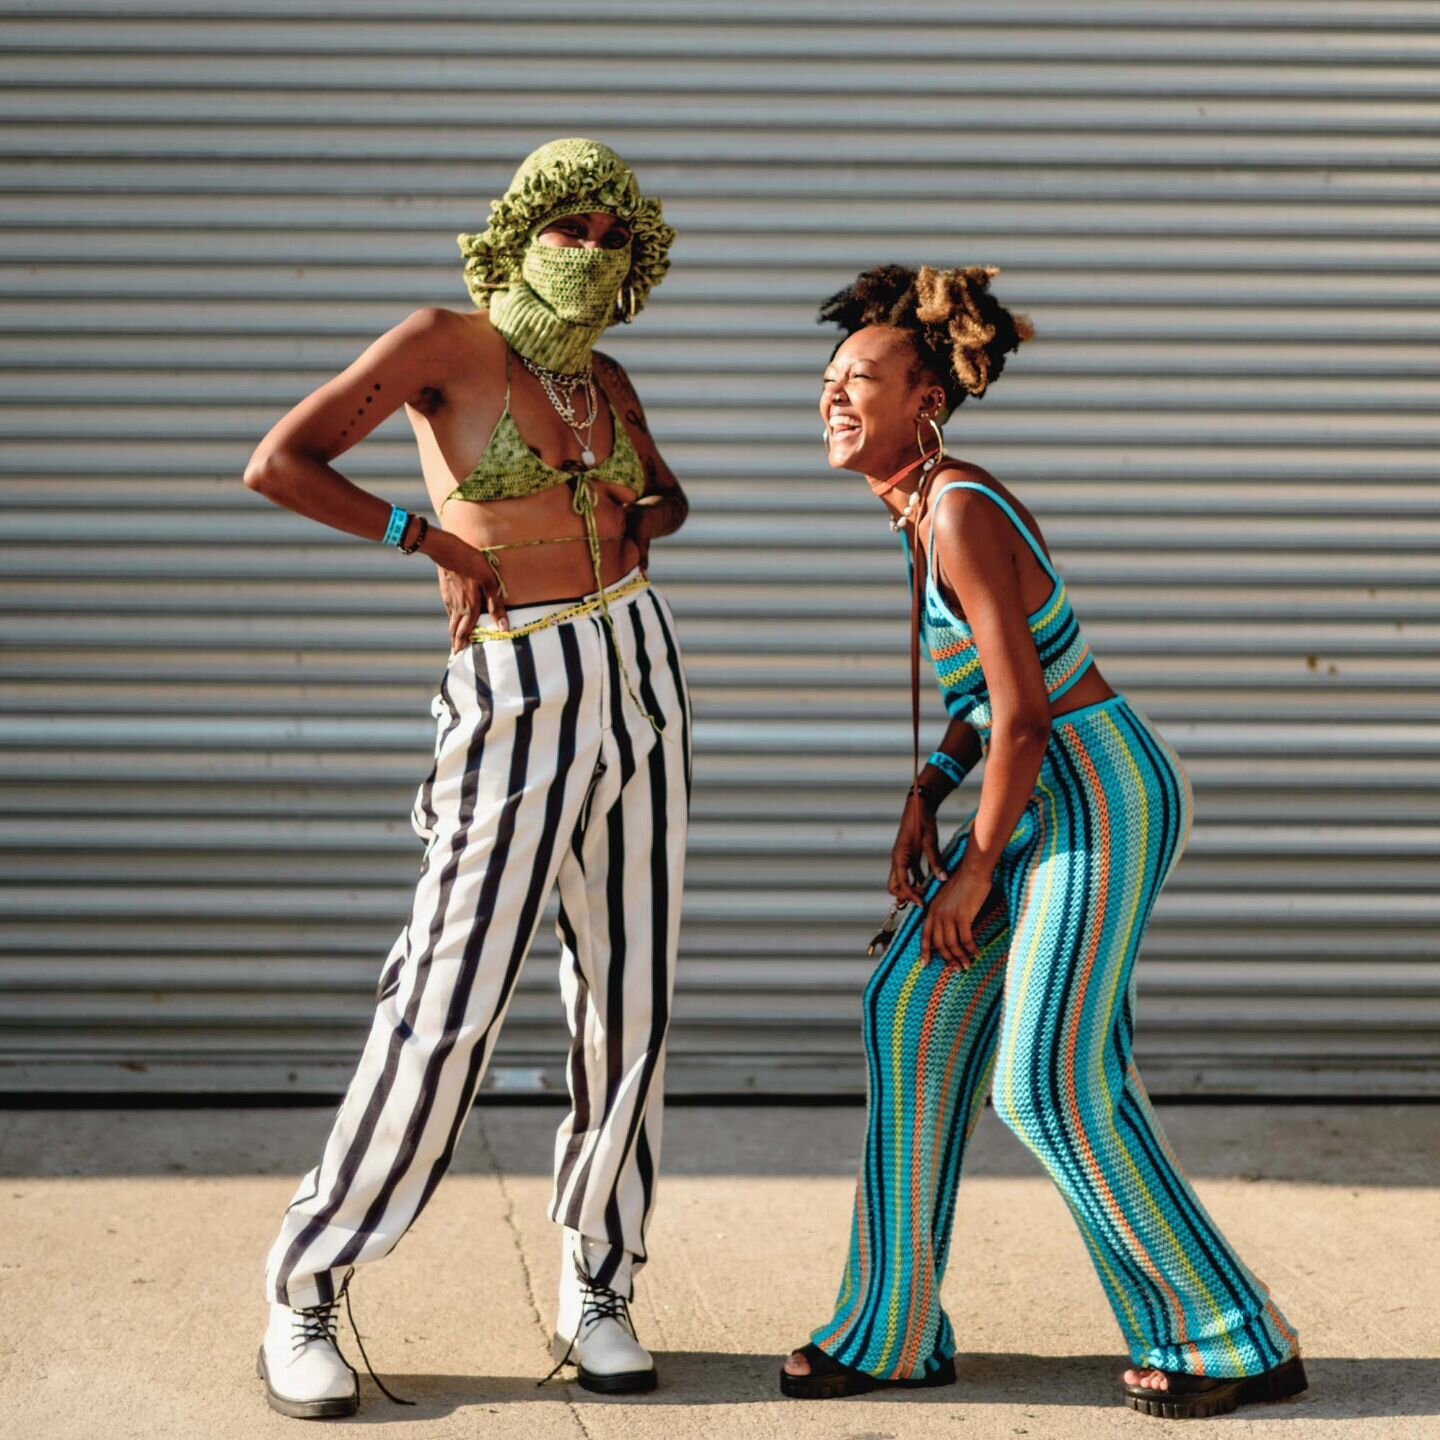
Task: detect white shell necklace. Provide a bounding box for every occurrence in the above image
[867,453,940,533]
[520,354,601,468]
[891,485,924,534]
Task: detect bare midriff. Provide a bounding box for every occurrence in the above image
[427,483,644,606]
[1048,663,1117,721]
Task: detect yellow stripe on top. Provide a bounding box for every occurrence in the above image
[917,481,1095,735]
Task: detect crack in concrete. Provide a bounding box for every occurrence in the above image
[474,1113,594,1440]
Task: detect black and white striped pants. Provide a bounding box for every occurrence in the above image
[266,572,691,1307]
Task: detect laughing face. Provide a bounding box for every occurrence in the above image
[820,326,947,480]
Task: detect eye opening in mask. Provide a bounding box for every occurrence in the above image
[535,212,634,251]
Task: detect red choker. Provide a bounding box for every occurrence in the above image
[866,454,931,499]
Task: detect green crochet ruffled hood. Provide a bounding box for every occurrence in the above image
[457,138,675,322]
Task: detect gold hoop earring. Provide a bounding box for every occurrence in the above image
[616,285,637,324]
[916,414,945,470]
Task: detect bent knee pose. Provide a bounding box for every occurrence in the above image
[781,265,1304,1420]
[244,139,692,1419]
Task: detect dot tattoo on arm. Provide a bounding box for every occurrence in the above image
[340,385,382,445]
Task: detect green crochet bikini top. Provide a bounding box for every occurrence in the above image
[443,352,646,510]
[439,350,661,734]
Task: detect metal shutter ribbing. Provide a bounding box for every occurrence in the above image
[1,2,1436,1096]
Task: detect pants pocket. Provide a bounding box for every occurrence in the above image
[410,677,462,842]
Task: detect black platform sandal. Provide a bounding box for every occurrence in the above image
[779,1343,957,1400]
[1124,1355,1308,1419]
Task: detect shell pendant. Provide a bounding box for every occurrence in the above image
[890,486,923,533]
[581,447,596,468]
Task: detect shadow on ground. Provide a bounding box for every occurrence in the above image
[314,1354,1437,1422]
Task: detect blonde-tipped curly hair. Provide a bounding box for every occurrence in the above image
[819,263,1032,414]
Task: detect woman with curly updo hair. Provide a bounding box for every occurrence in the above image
[780,265,1305,1419]
[245,139,690,1417]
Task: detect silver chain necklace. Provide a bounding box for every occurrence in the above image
[519,354,600,468]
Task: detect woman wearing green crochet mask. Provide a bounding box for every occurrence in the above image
[246,139,692,1418]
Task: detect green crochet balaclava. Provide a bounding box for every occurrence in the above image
[458,138,676,374]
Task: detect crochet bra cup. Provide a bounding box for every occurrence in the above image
[907,479,1094,734]
[445,393,646,507]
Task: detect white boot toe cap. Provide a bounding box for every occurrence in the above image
[584,1315,654,1376]
[259,1303,359,1416]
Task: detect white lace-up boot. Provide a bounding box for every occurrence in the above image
[548,1228,657,1393]
[257,1297,360,1420]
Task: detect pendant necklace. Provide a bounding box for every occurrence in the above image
[892,487,922,534]
[520,354,600,467]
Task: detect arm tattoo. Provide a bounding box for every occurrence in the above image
[599,354,649,428]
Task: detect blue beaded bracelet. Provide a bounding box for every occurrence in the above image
[928,750,970,788]
[382,505,409,548]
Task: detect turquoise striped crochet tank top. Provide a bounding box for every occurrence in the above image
[904,479,1094,735]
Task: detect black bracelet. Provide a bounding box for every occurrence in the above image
[398,514,429,555]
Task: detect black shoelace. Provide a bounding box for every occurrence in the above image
[539,1255,639,1387]
[289,1268,414,1408]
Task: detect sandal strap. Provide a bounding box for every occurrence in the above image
[796,1342,948,1384]
[794,1343,864,1379]
[1128,1369,1228,1398]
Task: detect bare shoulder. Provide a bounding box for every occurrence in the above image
[928,461,1055,585]
[927,461,1015,544]
[594,349,657,438]
[591,348,628,376]
[592,349,645,402]
[378,308,503,414]
[391,305,496,356]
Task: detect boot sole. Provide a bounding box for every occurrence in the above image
[1125,1356,1309,1420]
[256,1346,360,1420]
[577,1365,659,1395]
[548,1333,658,1394]
[780,1354,957,1400]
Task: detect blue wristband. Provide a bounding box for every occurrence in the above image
[383,505,409,548]
[928,750,969,789]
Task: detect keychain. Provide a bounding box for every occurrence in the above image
[867,898,910,957]
[867,861,945,958]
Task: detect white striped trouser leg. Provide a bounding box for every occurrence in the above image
[265,621,607,1308]
[550,586,692,1292]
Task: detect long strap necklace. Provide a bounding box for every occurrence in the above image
[520,354,601,468]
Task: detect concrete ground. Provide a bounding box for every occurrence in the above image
[0,1103,1437,1440]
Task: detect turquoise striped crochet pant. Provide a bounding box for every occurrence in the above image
[812,696,1300,1381]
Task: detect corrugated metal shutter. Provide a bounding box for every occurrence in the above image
[2,1,1437,1097]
